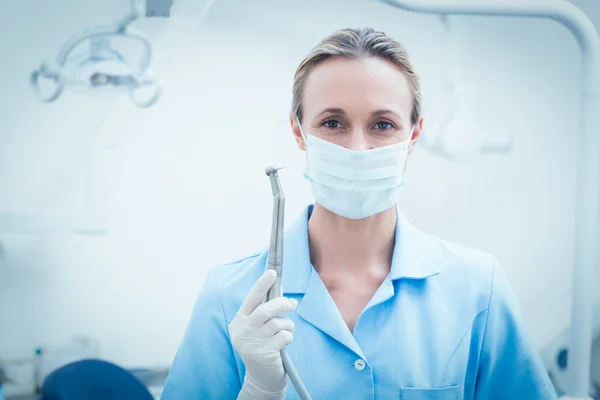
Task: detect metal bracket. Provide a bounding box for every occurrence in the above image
[146,0,174,17]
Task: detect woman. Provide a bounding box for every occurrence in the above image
[161,28,557,400]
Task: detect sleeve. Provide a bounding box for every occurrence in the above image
[161,267,242,399]
[474,261,558,400]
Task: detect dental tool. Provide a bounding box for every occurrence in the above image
[30,0,161,108]
[380,1,600,397]
[265,166,312,400]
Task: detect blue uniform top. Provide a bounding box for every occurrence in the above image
[161,205,557,400]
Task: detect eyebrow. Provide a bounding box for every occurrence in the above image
[316,108,346,118]
[315,108,402,119]
[371,109,402,119]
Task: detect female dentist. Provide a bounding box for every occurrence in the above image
[161,28,558,400]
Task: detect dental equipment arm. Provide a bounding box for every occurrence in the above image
[380,1,600,398]
[115,0,143,31]
[265,167,312,400]
[31,0,161,108]
[146,0,174,17]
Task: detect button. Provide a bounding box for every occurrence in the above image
[354,359,366,371]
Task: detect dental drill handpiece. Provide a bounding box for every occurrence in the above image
[264,166,312,400]
[265,166,285,301]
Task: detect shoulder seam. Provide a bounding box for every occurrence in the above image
[211,267,244,388]
[221,251,262,267]
[477,262,497,377]
[440,306,489,385]
[212,267,232,327]
[440,257,498,386]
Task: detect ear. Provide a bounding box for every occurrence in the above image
[408,116,424,155]
[289,113,306,151]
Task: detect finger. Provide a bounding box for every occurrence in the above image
[250,297,297,325]
[239,270,277,316]
[260,317,295,338]
[270,330,294,351]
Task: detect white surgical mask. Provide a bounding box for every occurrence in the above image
[296,116,414,220]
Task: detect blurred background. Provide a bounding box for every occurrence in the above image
[0,0,599,398]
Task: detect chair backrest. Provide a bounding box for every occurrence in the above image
[41,359,154,400]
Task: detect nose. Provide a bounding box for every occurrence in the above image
[347,129,370,151]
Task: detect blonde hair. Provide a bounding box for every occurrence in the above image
[292,27,422,125]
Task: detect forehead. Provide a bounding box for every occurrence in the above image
[301,56,413,120]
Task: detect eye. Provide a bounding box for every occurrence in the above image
[321,119,343,129]
[374,121,394,130]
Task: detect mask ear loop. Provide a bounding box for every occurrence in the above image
[403,124,417,172]
[405,124,416,149]
[295,115,309,148]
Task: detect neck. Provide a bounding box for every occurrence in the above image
[307,204,397,278]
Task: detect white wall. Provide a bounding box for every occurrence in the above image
[0,0,599,373]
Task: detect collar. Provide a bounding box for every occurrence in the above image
[279,205,440,294]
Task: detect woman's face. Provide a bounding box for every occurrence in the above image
[291,56,422,153]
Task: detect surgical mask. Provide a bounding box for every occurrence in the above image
[296,117,414,220]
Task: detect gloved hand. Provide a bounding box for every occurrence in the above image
[229,269,298,399]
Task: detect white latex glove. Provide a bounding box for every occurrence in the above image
[229,269,298,399]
